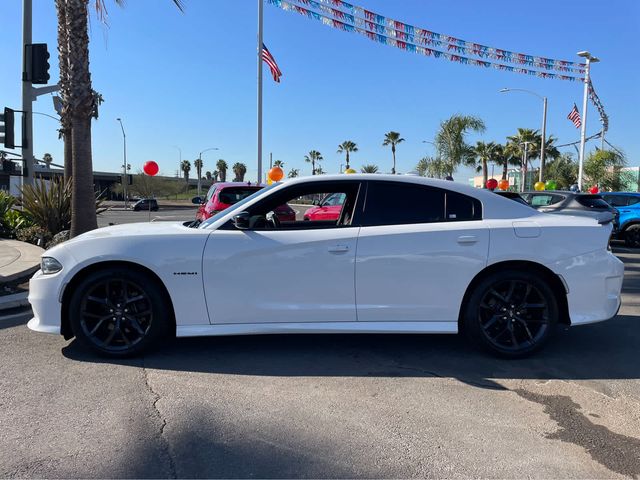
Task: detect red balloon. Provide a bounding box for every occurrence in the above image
[589,185,599,194]
[143,161,159,176]
[486,178,498,190]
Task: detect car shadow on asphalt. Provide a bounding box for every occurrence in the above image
[62,312,640,390]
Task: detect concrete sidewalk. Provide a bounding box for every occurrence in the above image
[0,239,43,285]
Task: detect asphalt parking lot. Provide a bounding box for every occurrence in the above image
[1,248,639,478]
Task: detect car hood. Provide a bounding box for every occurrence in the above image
[61,221,190,245]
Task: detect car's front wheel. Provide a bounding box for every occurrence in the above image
[68,267,170,357]
[625,225,640,248]
[463,270,558,358]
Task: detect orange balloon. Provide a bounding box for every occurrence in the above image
[268,166,284,182]
[498,179,510,191]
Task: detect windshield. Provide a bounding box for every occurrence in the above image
[198,183,279,229]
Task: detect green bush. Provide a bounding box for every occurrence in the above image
[3,210,33,238]
[15,225,51,247]
[0,191,17,238]
[20,177,72,236]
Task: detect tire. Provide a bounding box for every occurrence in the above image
[68,267,170,357]
[463,269,558,358]
[625,225,640,248]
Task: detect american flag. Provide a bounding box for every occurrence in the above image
[567,104,582,128]
[262,44,282,83]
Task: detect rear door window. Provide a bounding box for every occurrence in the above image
[362,182,481,226]
[530,194,563,207]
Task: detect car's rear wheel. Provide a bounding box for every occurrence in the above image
[463,270,558,358]
[625,225,640,248]
[69,267,170,357]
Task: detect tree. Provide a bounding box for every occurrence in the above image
[434,114,485,176]
[544,153,578,190]
[56,0,184,237]
[205,171,212,181]
[288,168,299,178]
[473,141,500,187]
[584,149,631,191]
[212,170,218,182]
[361,164,379,173]
[416,157,449,179]
[232,162,247,182]
[273,160,285,168]
[43,153,53,169]
[315,166,325,175]
[337,141,358,169]
[494,143,521,180]
[181,160,191,184]
[304,150,323,175]
[194,158,203,181]
[382,131,404,174]
[216,159,228,182]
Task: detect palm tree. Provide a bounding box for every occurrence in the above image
[194,158,203,179]
[181,160,191,184]
[273,160,285,168]
[288,168,300,178]
[205,171,212,181]
[216,159,228,182]
[43,153,53,169]
[361,164,379,173]
[212,170,218,182]
[56,0,183,237]
[434,114,486,176]
[416,157,449,179]
[315,166,325,175]
[473,141,500,187]
[493,143,520,180]
[232,162,247,182]
[382,131,404,174]
[337,141,358,169]
[506,128,542,189]
[304,150,323,175]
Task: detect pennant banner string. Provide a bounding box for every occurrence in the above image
[267,0,582,82]
[289,0,586,74]
[588,79,609,133]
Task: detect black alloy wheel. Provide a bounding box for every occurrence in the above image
[464,270,558,357]
[625,225,640,248]
[69,268,170,357]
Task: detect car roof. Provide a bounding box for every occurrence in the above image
[601,191,640,196]
[214,182,263,189]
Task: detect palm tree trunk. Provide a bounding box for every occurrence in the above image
[56,0,73,181]
[502,162,508,180]
[392,146,396,174]
[67,0,97,237]
[70,118,97,236]
[482,160,488,188]
[63,130,73,180]
[312,160,315,175]
[346,152,350,169]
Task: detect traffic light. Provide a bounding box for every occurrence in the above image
[24,43,50,84]
[0,107,15,149]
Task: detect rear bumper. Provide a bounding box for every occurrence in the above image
[550,250,624,325]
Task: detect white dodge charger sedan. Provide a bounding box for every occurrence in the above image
[28,175,623,358]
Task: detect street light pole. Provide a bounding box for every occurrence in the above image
[116,118,127,208]
[197,147,219,196]
[577,51,599,191]
[499,88,547,182]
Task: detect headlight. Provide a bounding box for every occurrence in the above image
[41,257,63,274]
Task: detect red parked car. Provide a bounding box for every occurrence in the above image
[303,192,346,221]
[193,182,296,222]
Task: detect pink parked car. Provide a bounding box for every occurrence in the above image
[303,192,346,221]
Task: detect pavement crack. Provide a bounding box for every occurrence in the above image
[514,388,640,478]
[142,356,176,478]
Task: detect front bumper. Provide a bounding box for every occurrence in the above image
[27,269,64,335]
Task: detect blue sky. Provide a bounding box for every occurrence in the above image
[1,0,639,182]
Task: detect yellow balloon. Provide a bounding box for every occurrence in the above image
[266,177,273,185]
[344,168,357,174]
[534,181,546,191]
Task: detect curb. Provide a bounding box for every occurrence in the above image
[0,292,29,311]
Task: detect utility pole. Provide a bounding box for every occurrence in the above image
[577,51,599,191]
[116,118,127,208]
[540,96,547,182]
[521,141,533,192]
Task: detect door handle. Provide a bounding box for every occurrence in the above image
[457,235,478,245]
[328,245,349,253]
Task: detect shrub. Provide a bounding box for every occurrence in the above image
[15,225,51,247]
[20,177,72,236]
[0,191,17,238]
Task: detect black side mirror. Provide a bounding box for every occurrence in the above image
[191,196,203,205]
[312,199,320,206]
[233,211,250,230]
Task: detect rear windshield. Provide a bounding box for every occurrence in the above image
[576,195,611,209]
[218,187,262,205]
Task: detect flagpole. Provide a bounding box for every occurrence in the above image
[257,0,264,184]
[577,51,599,191]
